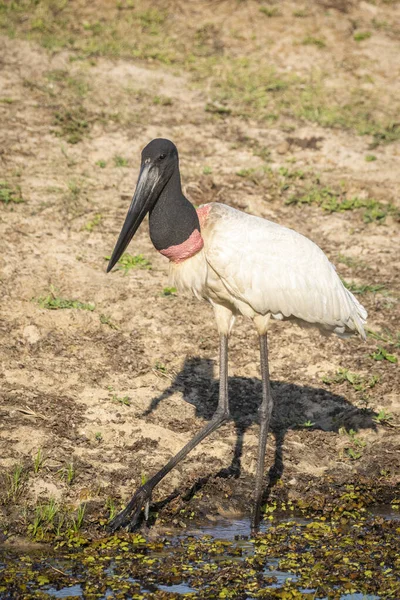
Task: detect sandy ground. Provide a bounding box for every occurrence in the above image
[0,0,399,531]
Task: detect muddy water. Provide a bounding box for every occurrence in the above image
[0,507,399,599]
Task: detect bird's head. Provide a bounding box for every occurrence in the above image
[107,138,178,272]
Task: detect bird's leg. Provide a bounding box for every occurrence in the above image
[108,334,230,532]
[251,333,273,533]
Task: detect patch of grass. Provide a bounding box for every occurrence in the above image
[302,36,326,48]
[323,368,379,395]
[152,95,173,106]
[259,6,281,17]
[95,432,103,443]
[58,462,75,486]
[203,166,212,175]
[105,253,152,274]
[70,503,86,533]
[370,346,397,363]
[6,465,25,501]
[53,106,90,144]
[36,288,95,311]
[293,9,309,17]
[342,280,385,295]
[161,286,177,297]
[0,97,14,103]
[286,185,398,223]
[96,159,107,168]
[29,499,59,538]
[373,409,393,426]
[365,154,377,162]
[114,155,129,167]
[354,31,372,42]
[0,181,23,205]
[367,328,400,348]
[33,448,45,474]
[337,254,367,269]
[84,213,102,231]
[111,393,131,406]
[100,314,119,329]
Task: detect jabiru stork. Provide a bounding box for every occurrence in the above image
[106,138,367,532]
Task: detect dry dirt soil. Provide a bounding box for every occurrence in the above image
[0,0,399,532]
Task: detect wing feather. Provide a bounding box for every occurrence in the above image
[202,203,367,338]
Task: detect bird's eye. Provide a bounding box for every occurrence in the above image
[159,153,166,160]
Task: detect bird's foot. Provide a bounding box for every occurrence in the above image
[108,486,152,533]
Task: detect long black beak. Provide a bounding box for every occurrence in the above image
[107,162,158,273]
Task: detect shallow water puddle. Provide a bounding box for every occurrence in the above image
[0,507,399,599]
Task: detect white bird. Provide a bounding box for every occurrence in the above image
[106,138,367,532]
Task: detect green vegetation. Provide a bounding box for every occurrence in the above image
[54,106,90,144]
[323,368,379,401]
[337,254,367,269]
[100,314,119,329]
[367,327,400,348]
[0,181,23,205]
[373,409,394,426]
[33,448,45,474]
[105,253,152,274]
[95,432,103,442]
[302,36,326,48]
[259,6,281,17]
[36,289,95,311]
[354,31,372,42]
[287,185,398,223]
[6,464,25,501]
[342,280,386,294]
[58,462,75,486]
[161,286,177,296]
[0,1,399,147]
[96,159,107,168]
[84,213,102,231]
[203,166,212,175]
[111,393,131,406]
[114,155,129,167]
[365,154,377,162]
[370,346,397,363]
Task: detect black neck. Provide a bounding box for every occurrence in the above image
[149,166,200,251]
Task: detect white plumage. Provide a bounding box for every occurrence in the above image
[170,202,367,339]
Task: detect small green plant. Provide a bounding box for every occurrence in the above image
[84,213,102,231]
[323,368,379,396]
[154,361,168,375]
[114,155,129,167]
[95,432,103,442]
[366,328,400,348]
[300,420,315,428]
[100,314,119,329]
[302,36,326,48]
[152,95,173,106]
[7,465,24,501]
[106,498,117,521]
[33,448,45,474]
[162,286,177,296]
[0,97,14,104]
[342,280,385,295]
[260,6,280,17]
[71,503,86,532]
[373,409,393,426]
[0,181,23,205]
[105,253,152,274]
[203,166,212,175]
[58,462,75,485]
[340,428,366,460]
[111,393,130,406]
[370,347,397,363]
[354,31,372,42]
[54,106,90,144]
[337,254,367,269]
[293,9,309,17]
[36,288,94,311]
[365,154,377,162]
[96,159,107,168]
